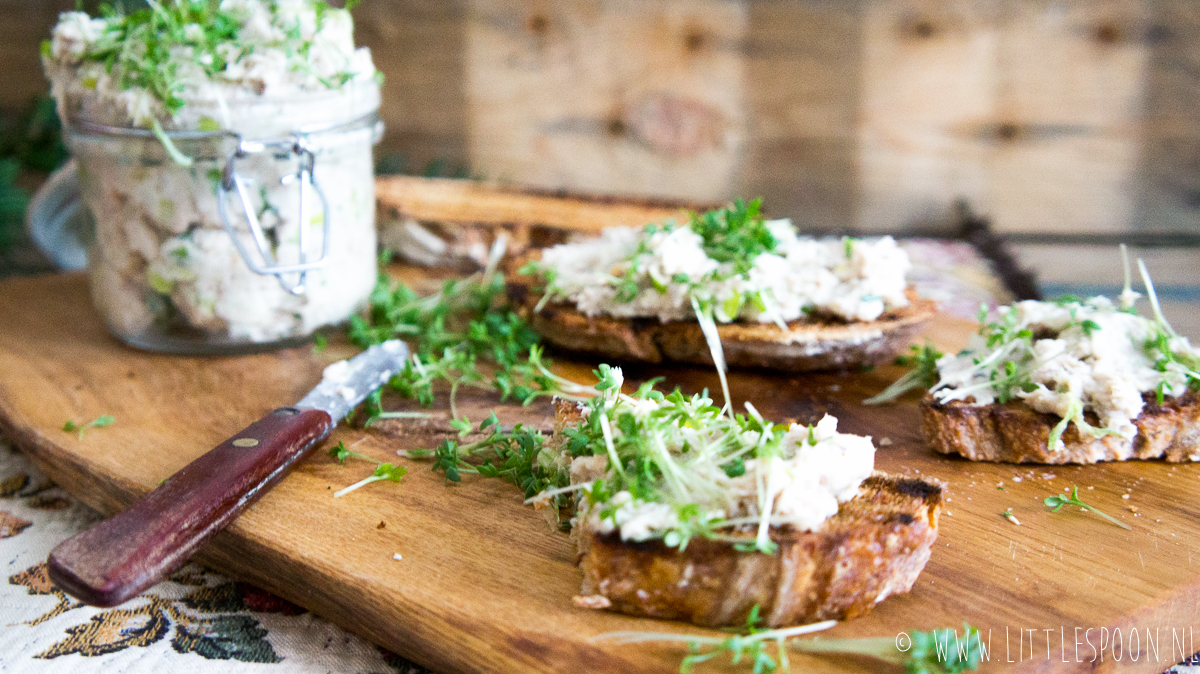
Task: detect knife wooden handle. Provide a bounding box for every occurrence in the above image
[48,406,334,607]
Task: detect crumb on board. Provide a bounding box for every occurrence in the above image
[1003,510,1021,525]
[393,553,403,561]
[377,521,386,529]
[572,595,612,610]
[878,437,893,446]
[1122,494,1131,499]
[1012,476,1023,483]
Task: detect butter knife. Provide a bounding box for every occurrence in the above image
[47,340,410,607]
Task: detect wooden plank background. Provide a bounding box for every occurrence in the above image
[8,0,1200,234]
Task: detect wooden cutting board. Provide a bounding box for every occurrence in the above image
[1,272,1198,674]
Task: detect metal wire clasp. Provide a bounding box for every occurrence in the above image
[217,134,331,295]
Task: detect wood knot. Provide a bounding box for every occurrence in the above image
[903,17,939,39]
[996,122,1021,142]
[527,13,549,35]
[620,94,726,157]
[1094,22,1121,45]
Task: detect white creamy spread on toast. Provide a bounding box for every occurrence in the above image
[536,217,910,324]
[933,295,1200,447]
[588,413,874,541]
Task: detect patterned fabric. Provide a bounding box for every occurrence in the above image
[0,440,430,674]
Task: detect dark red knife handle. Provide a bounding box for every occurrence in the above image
[48,406,333,607]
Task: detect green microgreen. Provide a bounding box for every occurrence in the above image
[46,1,370,164]
[328,441,407,498]
[398,363,825,553]
[400,415,559,503]
[333,462,406,498]
[328,440,372,464]
[864,342,944,405]
[63,414,115,440]
[1044,485,1131,530]
[688,198,775,275]
[596,614,983,674]
[311,333,328,354]
[347,240,565,422]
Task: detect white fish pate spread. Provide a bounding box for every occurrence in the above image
[44,1,380,345]
[535,210,911,325]
[932,292,1200,449]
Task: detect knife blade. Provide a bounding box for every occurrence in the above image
[47,339,410,607]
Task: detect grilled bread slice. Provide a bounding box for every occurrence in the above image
[552,400,945,627]
[921,392,1200,464]
[574,473,943,627]
[508,254,936,372]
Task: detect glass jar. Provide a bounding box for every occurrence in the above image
[64,81,382,354]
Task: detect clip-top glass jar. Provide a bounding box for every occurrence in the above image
[63,81,382,354]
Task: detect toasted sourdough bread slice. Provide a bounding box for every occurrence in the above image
[576,474,943,627]
[921,392,1200,464]
[508,253,937,371]
[552,401,945,627]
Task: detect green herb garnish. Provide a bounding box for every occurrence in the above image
[401,412,559,500]
[1044,485,1131,530]
[311,333,328,354]
[413,365,843,554]
[51,1,365,116]
[328,440,407,498]
[63,414,114,440]
[596,612,983,674]
[348,244,563,421]
[864,342,944,405]
[688,198,775,275]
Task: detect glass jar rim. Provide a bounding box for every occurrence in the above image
[58,77,381,139]
[65,109,381,144]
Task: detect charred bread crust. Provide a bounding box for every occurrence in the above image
[507,253,937,372]
[576,473,943,627]
[921,392,1200,464]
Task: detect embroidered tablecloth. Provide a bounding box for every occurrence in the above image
[0,441,428,674]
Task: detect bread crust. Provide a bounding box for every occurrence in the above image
[576,473,944,627]
[921,392,1200,464]
[507,254,936,372]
